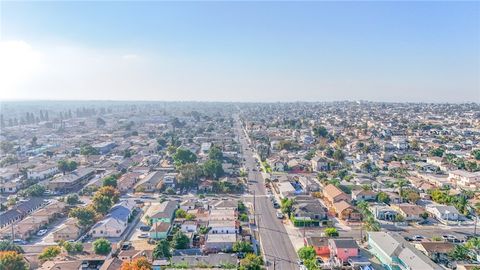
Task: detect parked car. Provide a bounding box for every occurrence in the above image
[276,211,284,219]
[37,229,48,236]
[138,233,149,238]
[121,242,132,250]
[413,235,425,241]
[13,239,27,245]
[140,225,151,232]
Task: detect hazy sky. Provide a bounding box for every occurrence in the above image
[0,1,479,102]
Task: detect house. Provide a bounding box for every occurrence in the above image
[298,176,320,193]
[208,220,238,234]
[332,201,361,221]
[93,141,117,154]
[0,197,46,228]
[369,204,398,221]
[210,199,238,210]
[391,204,425,221]
[149,222,171,239]
[448,170,480,189]
[181,220,198,233]
[48,167,95,194]
[204,233,236,252]
[416,242,455,263]
[198,180,214,192]
[311,156,329,172]
[0,179,22,194]
[91,200,135,238]
[134,171,163,193]
[305,236,330,259]
[117,172,141,193]
[100,258,124,270]
[323,184,350,205]
[209,209,236,221]
[51,218,82,242]
[368,231,442,270]
[352,189,377,202]
[425,204,460,223]
[170,253,237,268]
[293,200,327,226]
[118,249,153,262]
[147,200,178,224]
[163,173,177,188]
[328,238,359,263]
[267,158,285,172]
[277,181,296,199]
[27,164,59,180]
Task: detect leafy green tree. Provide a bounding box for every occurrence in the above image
[281,198,295,217]
[92,186,120,214]
[0,241,23,253]
[298,246,316,261]
[80,145,99,156]
[62,241,83,254]
[173,148,197,166]
[102,175,117,187]
[93,238,112,255]
[448,245,471,260]
[57,160,77,174]
[472,149,480,161]
[171,231,190,249]
[430,147,445,157]
[0,251,28,270]
[239,253,263,270]
[153,240,171,259]
[324,227,339,237]
[66,194,80,205]
[232,241,253,253]
[208,145,223,161]
[313,126,328,138]
[21,184,45,197]
[333,149,345,161]
[175,208,187,218]
[69,206,97,227]
[38,246,61,261]
[377,192,391,204]
[203,159,224,179]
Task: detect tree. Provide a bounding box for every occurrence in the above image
[448,245,471,260]
[233,241,253,253]
[281,198,294,217]
[0,241,23,253]
[239,253,263,270]
[313,126,328,138]
[121,257,152,270]
[175,208,187,218]
[62,241,83,254]
[203,159,224,179]
[377,192,391,204]
[153,240,171,259]
[92,186,120,214]
[298,246,316,261]
[93,238,112,255]
[394,179,408,195]
[66,194,80,205]
[80,145,99,156]
[173,148,197,166]
[324,227,339,237]
[38,246,61,261]
[333,149,345,161]
[69,206,97,227]
[171,231,190,249]
[177,163,203,187]
[21,184,45,197]
[430,147,445,157]
[0,251,28,270]
[472,149,480,161]
[420,212,429,220]
[208,145,223,161]
[102,175,117,188]
[57,160,77,174]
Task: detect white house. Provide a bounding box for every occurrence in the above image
[27,164,59,180]
[448,170,480,189]
[181,220,198,233]
[208,220,237,234]
[91,200,135,238]
[425,204,460,224]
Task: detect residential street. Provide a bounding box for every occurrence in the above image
[235,116,299,270]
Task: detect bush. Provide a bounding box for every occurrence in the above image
[93,238,111,255]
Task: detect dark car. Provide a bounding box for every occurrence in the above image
[140,225,151,232]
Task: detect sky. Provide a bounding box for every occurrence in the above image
[0,1,479,103]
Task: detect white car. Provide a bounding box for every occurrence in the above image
[37,229,48,236]
[276,211,284,219]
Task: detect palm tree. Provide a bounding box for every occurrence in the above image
[474,202,480,236]
[394,179,408,195]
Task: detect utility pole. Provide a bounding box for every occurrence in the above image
[273,258,276,270]
[253,189,256,225]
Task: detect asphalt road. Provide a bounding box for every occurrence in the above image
[235,116,299,270]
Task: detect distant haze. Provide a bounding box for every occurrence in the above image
[0,1,479,103]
